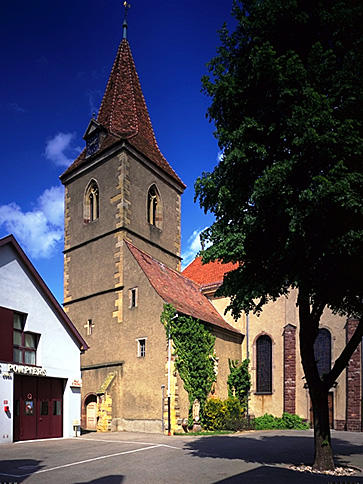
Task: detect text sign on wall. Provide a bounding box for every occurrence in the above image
[70,379,82,388]
[7,364,47,376]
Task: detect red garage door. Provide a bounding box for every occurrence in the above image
[13,375,63,441]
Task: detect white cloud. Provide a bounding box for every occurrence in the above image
[0,185,64,259]
[181,227,210,269]
[38,186,64,227]
[217,150,224,162]
[45,132,75,167]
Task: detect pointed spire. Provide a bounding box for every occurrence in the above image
[122,2,130,39]
[61,9,185,189]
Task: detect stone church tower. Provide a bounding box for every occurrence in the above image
[60,21,186,432]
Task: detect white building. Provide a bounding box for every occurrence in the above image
[0,235,88,443]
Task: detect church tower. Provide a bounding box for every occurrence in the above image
[60,14,185,432]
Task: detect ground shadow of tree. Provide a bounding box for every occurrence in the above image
[182,431,363,470]
[74,476,124,483]
[214,465,362,483]
[0,459,43,482]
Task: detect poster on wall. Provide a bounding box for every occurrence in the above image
[25,401,34,415]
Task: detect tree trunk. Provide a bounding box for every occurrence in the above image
[311,388,335,470]
[298,289,335,471]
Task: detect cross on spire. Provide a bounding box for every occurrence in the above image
[123,1,131,39]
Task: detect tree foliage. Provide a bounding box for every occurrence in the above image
[196,0,362,471]
[197,0,362,321]
[227,358,251,408]
[160,304,216,416]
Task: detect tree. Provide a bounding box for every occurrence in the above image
[227,358,251,409]
[196,0,362,471]
[160,304,216,422]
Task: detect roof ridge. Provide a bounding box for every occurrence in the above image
[125,240,203,289]
[0,234,88,350]
[125,240,241,335]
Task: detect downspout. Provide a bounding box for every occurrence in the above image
[167,313,178,435]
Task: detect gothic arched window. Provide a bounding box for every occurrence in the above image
[256,334,272,393]
[314,328,331,378]
[84,180,99,223]
[147,185,162,229]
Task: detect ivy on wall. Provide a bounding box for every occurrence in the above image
[227,358,251,409]
[161,304,216,417]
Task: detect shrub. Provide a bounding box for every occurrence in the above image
[203,397,254,431]
[254,412,309,430]
[281,412,309,430]
[203,398,226,430]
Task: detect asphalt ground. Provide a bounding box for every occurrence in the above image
[0,429,362,483]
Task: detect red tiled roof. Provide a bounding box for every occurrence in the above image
[61,39,185,188]
[125,242,240,335]
[182,257,238,286]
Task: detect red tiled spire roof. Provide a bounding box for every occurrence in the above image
[182,257,238,286]
[125,241,241,335]
[61,39,185,188]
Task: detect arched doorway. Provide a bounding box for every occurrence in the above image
[84,394,97,431]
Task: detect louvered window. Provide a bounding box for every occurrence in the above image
[256,335,272,393]
[314,329,331,378]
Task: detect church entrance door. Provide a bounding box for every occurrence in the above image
[85,394,97,430]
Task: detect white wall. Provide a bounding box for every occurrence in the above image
[0,364,14,443]
[0,244,82,442]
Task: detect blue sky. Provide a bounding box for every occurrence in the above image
[0,0,234,303]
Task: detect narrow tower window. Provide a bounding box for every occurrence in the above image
[147,185,162,229]
[84,180,99,223]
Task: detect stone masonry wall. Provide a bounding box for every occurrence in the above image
[346,318,362,432]
[283,324,296,415]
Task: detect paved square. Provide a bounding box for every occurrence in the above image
[0,430,362,483]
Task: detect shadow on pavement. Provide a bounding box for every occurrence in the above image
[0,459,44,482]
[74,476,124,483]
[214,465,363,483]
[183,433,363,469]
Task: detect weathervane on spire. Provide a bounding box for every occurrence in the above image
[123,1,131,39]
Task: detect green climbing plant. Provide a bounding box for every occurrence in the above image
[160,304,216,419]
[227,358,251,408]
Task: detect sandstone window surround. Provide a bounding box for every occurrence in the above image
[136,338,146,357]
[84,180,99,223]
[255,334,272,394]
[147,184,162,229]
[84,319,94,336]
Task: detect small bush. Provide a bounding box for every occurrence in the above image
[254,412,309,430]
[203,397,254,431]
[281,412,309,430]
[203,398,226,430]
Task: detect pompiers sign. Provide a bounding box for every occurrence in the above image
[8,364,47,376]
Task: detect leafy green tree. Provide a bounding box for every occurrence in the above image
[227,358,251,409]
[161,304,216,421]
[196,0,362,471]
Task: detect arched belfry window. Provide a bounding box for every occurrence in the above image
[256,334,272,393]
[84,180,99,223]
[314,328,331,378]
[147,185,162,229]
